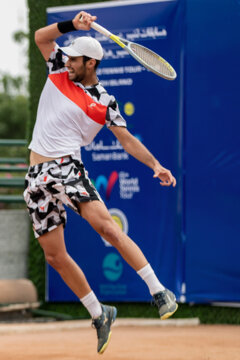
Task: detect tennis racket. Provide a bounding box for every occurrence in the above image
[80,18,177,80]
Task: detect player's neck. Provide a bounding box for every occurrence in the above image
[80,73,98,87]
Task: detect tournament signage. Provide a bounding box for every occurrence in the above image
[46,0,184,302]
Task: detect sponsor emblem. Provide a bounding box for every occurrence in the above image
[102,253,123,281]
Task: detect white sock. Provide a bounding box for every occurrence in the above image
[80,291,102,319]
[137,263,165,295]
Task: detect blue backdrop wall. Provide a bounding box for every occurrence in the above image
[184,0,240,302]
[46,0,240,303]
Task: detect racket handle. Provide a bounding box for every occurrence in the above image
[79,15,112,38]
[90,22,112,38]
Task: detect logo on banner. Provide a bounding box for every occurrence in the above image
[119,171,140,199]
[124,102,135,116]
[93,171,140,201]
[84,135,142,162]
[102,253,123,281]
[93,171,119,200]
[101,208,129,247]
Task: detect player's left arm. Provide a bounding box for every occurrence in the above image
[110,126,176,187]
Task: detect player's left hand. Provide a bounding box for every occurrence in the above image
[153,163,176,187]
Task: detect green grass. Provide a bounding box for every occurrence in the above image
[37,301,240,325]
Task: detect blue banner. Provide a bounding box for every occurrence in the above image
[46,0,240,304]
[46,0,184,302]
[184,0,240,303]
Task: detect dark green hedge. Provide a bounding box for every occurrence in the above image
[40,302,240,325]
[27,0,240,324]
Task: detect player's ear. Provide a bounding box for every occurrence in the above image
[86,58,96,70]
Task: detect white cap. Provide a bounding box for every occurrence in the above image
[60,36,103,60]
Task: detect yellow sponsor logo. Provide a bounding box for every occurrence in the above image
[124,102,135,116]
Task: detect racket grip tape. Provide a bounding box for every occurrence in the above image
[79,15,112,38]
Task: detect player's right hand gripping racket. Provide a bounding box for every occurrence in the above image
[82,19,177,80]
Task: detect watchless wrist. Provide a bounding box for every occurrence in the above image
[57,20,77,34]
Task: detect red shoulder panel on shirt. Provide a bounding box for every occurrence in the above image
[49,72,106,126]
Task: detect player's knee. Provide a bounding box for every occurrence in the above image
[45,252,68,271]
[100,221,122,248]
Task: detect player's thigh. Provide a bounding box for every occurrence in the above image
[78,200,116,233]
[38,224,67,256]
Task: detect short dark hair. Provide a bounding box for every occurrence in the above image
[82,56,100,70]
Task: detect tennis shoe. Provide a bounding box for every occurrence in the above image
[153,288,178,320]
[92,304,117,354]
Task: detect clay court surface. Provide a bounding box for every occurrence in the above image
[0,321,239,360]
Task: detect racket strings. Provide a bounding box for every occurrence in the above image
[129,43,174,78]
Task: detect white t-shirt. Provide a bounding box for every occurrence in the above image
[29,44,126,161]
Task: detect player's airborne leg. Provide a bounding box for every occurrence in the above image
[37,224,116,354]
[78,200,178,320]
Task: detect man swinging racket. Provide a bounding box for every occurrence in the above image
[24,11,178,354]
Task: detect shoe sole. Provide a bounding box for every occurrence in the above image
[98,307,117,355]
[99,331,112,354]
[160,303,178,320]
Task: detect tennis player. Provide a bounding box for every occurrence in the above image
[24,11,178,354]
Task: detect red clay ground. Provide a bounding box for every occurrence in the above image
[0,323,239,360]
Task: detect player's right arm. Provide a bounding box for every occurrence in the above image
[34,11,97,61]
[111,126,176,187]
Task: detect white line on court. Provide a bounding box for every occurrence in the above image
[0,318,200,334]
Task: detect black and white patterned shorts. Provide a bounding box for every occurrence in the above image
[23,156,102,238]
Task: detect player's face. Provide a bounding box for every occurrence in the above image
[65,56,87,82]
